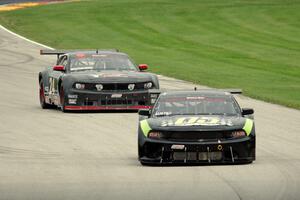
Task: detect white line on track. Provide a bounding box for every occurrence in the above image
[0,25,54,50]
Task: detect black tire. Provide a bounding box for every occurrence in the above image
[59,85,67,112]
[39,80,52,109]
[140,161,148,166]
[138,145,143,158]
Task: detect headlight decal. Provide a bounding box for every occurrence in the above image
[148,131,161,139]
[75,83,85,90]
[242,119,253,136]
[144,82,153,89]
[140,120,152,137]
[128,84,135,91]
[95,84,103,91]
[231,130,246,138]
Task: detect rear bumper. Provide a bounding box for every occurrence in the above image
[139,137,255,165]
[65,89,159,110]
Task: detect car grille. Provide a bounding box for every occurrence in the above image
[84,82,149,91]
[82,93,149,106]
[160,131,232,141]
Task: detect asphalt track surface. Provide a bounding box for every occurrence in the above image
[0,27,300,200]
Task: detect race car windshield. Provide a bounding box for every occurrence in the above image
[153,96,240,117]
[70,54,137,72]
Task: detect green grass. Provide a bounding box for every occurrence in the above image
[1,0,300,109]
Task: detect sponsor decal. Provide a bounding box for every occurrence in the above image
[98,73,129,78]
[171,144,185,150]
[161,116,233,127]
[155,111,172,116]
[151,94,158,98]
[68,99,77,104]
[111,94,122,98]
[151,98,157,104]
[186,96,205,100]
[92,54,107,57]
[68,94,78,98]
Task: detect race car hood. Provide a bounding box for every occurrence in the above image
[144,115,251,132]
[66,70,155,83]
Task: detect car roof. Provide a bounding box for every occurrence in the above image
[160,90,233,97]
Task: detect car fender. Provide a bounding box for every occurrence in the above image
[39,68,51,92]
[150,74,160,89]
[59,75,77,94]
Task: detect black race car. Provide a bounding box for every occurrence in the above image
[138,89,255,165]
[39,49,160,112]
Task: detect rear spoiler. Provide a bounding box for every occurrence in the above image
[193,88,242,94]
[40,49,120,58]
[215,89,242,94]
[159,88,242,94]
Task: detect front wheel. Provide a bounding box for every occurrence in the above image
[59,85,67,112]
[39,80,51,109]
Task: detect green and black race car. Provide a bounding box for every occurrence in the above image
[138,89,255,165]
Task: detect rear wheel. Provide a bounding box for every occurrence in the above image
[39,80,51,109]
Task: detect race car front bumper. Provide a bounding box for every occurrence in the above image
[139,136,255,165]
[64,89,160,111]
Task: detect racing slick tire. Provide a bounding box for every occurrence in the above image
[39,80,52,109]
[59,85,67,112]
[138,146,147,166]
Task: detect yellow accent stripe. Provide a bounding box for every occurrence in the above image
[243,119,253,136]
[140,120,152,137]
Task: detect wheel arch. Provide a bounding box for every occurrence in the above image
[58,78,63,92]
[151,74,160,89]
[39,72,43,83]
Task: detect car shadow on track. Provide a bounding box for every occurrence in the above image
[63,110,138,114]
[127,156,253,167]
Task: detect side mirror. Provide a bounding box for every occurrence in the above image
[53,65,65,72]
[138,109,151,117]
[138,64,148,71]
[242,108,254,115]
